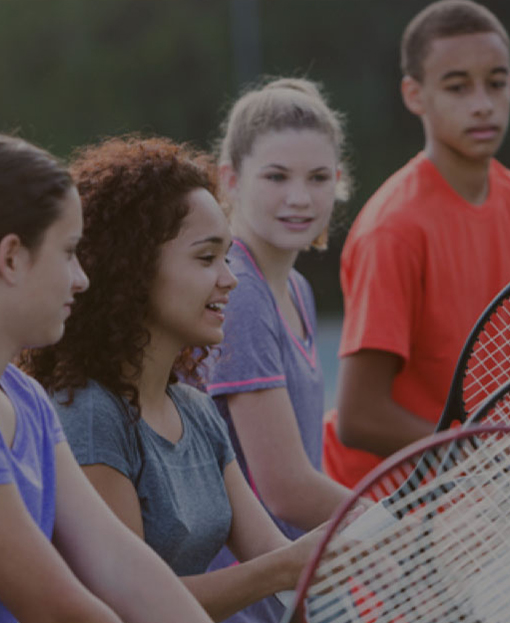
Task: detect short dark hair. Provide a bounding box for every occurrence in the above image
[0,134,73,250]
[401,0,509,81]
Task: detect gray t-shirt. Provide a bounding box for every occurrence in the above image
[52,380,235,576]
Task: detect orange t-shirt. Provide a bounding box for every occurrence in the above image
[324,152,510,488]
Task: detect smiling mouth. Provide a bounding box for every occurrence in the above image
[206,302,226,312]
[278,216,314,223]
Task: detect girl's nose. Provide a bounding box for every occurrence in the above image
[73,258,89,293]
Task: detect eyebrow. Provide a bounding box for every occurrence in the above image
[262,164,288,171]
[441,67,509,81]
[262,164,333,172]
[190,236,225,247]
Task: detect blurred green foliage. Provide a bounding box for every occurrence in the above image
[1,0,509,312]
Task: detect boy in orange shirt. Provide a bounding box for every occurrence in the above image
[324,0,510,488]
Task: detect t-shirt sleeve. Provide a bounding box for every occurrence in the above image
[0,366,65,485]
[206,275,286,396]
[340,227,423,361]
[53,385,138,481]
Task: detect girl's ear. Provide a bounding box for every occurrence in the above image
[401,75,425,116]
[0,234,26,285]
[219,163,238,200]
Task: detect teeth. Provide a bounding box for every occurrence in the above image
[207,303,225,311]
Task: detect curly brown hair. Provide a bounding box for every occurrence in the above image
[20,134,217,413]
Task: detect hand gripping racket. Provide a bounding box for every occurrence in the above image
[436,282,510,430]
[282,424,510,623]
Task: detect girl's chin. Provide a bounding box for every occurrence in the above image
[191,332,224,349]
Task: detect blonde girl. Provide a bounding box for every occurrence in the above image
[206,77,357,622]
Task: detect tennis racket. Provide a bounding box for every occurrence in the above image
[282,424,510,623]
[464,377,510,428]
[380,303,510,515]
[436,282,510,430]
[384,379,510,516]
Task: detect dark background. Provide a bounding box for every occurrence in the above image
[2,0,510,313]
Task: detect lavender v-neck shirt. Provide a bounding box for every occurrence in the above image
[205,239,324,622]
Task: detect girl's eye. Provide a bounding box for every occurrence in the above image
[199,255,215,265]
[311,173,331,183]
[446,83,467,93]
[266,172,286,182]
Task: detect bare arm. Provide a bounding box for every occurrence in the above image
[185,461,326,620]
[53,442,213,623]
[227,387,353,531]
[82,463,145,538]
[82,457,324,622]
[336,350,434,456]
[0,480,124,623]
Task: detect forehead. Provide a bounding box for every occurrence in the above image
[248,129,337,165]
[177,188,229,242]
[423,32,509,81]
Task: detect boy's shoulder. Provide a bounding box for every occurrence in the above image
[351,152,438,237]
[490,158,510,190]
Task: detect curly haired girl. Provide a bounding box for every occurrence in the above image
[23,133,330,622]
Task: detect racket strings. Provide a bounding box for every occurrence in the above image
[303,431,510,623]
[318,436,510,568]
[463,304,510,416]
[474,389,510,426]
[311,519,505,622]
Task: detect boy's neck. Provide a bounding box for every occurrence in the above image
[425,145,492,206]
